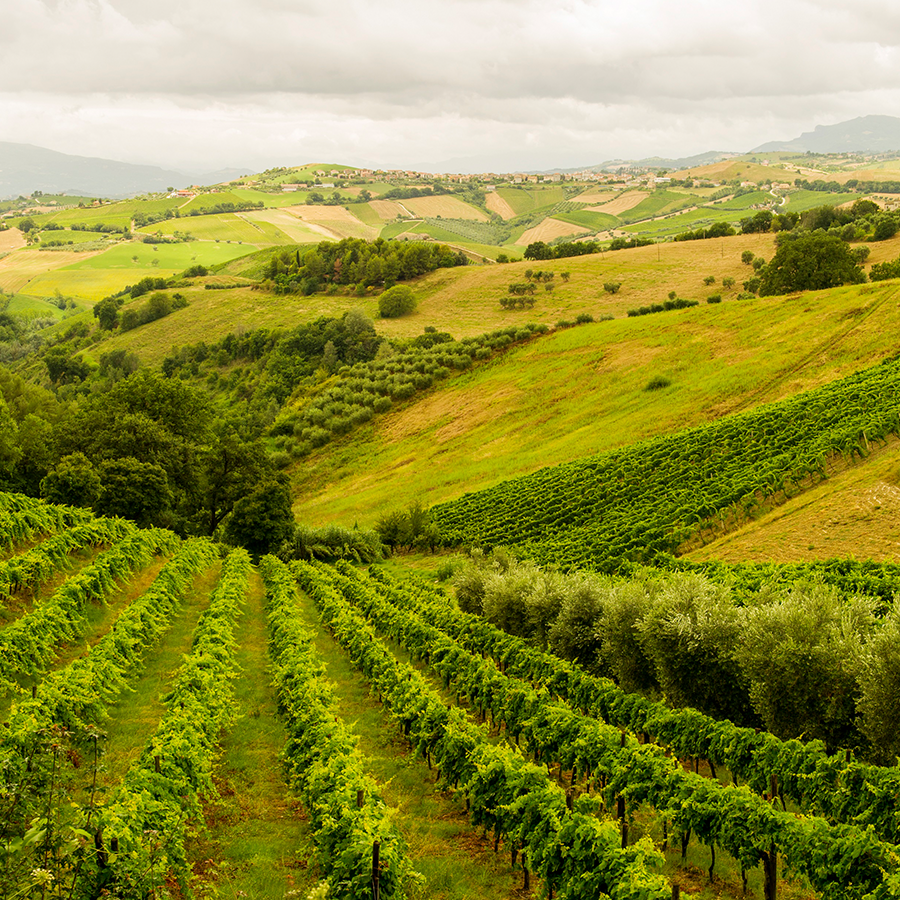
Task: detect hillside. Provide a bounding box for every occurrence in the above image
[285,260,900,544]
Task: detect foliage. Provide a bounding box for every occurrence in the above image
[309,562,899,900]
[293,560,677,899]
[93,547,249,897]
[278,522,383,563]
[378,285,417,318]
[759,232,866,295]
[263,237,466,295]
[375,501,441,552]
[223,473,295,557]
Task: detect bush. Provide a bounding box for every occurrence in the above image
[707,294,722,304]
[603,281,621,294]
[645,375,671,391]
[378,285,417,318]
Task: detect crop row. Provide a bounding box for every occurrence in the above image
[0,516,137,604]
[432,355,900,571]
[0,537,219,897]
[0,526,177,691]
[326,562,899,900]
[368,567,900,848]
[0,491,93,551]
[93,548,250,898]
[293,559,681,900]
[261,555,415,900]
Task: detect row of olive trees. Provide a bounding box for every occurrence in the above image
[453,551,900,762]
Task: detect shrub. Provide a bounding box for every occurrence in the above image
[575,313,594,324]
[603,281,621,294]
[707,294,722,304]
[741,250,755,265]
[645,375,671,391]
[703,275,716,285]
[378,285,416,318]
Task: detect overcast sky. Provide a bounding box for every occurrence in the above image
[2,0,899,174]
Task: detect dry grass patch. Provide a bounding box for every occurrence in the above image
[0,248,102,293]
[369,199,410,220]
[283,204,379,240]
[518,217,590,245]
[485,192,517,220]
[0,229,26,252]
[587,191,650,215]
[242,208,325,243]
[688,441,900,564]
[402,195,489,221]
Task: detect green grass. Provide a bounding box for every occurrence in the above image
[495,186,568,215]
[26,241,256,302]
[289,271,900,529]
[37,229,111,245]
[553,209,621,232]
[141,213,285,245]
[353,202,387,228]
[189,570,319,899]
[98,562,219,788]
[709,191,773,210]
[783,190,859,212]
[5,293,65,317]
[293,585,528,899]
[619,190,698,223]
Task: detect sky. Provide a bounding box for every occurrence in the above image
[2,0,900,174]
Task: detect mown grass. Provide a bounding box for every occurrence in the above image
[24,241,255,302]
[141,213,272,244]
[189,570,318,900]
[289,273,900,530]
[97,561,220,788]
[553,209,621,231]
[688,438,900,563]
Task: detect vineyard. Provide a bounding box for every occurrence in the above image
[431,353,900,572]
[3,487,900,899]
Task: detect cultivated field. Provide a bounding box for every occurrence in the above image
[517,217,590,244]
[401,195,489,221]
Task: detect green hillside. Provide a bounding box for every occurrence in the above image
[8,154,900,900]
[289,272,900,534]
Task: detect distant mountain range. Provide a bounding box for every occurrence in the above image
[4,115,900,199]
[752,115,900,154]
[0,142,248,199]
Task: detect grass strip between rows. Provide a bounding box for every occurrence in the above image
[261,554,417,900]
[91,547,250,898]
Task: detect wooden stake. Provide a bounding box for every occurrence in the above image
[372,840,381,900]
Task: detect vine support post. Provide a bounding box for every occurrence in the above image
[672,885,680,900]
[357,789,364,808]
[762,846,777,900]
[372,840,381,900]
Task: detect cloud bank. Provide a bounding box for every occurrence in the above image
[2,0,898,171]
